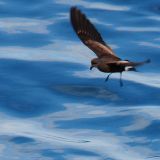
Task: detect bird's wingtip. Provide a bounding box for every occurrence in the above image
[70,6,77,12]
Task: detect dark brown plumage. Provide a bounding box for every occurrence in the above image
[70,7,150,86]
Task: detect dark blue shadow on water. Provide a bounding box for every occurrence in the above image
[10,136,35,144]
[41,149,65,160]
[56,115,133,134]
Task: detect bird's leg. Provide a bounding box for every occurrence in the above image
[90,66,93,70]
[105,73,112,82]
[120,72,123,87]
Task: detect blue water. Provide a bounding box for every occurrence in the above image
[0,0,159,160]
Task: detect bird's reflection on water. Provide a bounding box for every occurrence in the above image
[54,85,119,101]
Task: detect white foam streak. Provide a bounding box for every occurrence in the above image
[138,41,160,49]
[148,16,160,21]
[116,27,160,32]
[0,18,54,34]
[54,0,130,11]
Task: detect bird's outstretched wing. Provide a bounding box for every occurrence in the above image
[70,7,120,61]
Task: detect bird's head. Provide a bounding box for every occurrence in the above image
[90,58,99,70]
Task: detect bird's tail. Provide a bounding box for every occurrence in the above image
[134,59,151,67]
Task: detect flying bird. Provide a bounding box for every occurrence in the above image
[70,7,150,86]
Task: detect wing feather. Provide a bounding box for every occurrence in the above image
[70,7,120,61]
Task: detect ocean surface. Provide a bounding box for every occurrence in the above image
[0,0,159,160]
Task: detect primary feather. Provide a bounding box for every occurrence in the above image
[70,7,120,61]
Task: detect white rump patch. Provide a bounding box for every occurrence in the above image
[125,66,133,71]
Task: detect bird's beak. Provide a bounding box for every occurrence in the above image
[90,65,94,70]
